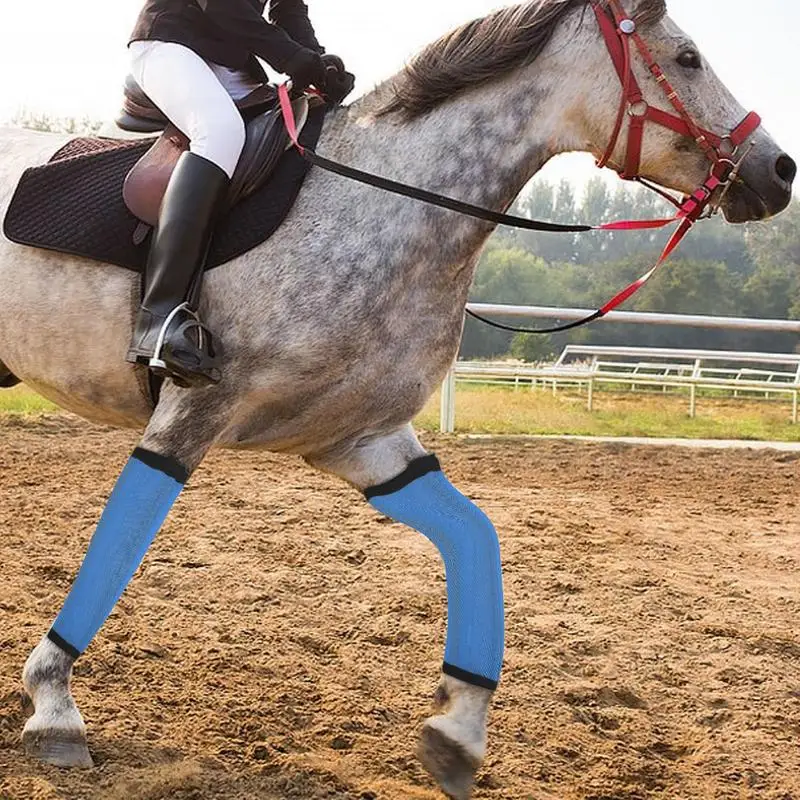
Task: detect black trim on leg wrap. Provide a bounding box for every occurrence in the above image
[443,662,499,691]
[47,628,81,660]
[132,447,190,484]
[363,454,441,500]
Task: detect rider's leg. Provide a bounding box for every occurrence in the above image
[126,41,246,386]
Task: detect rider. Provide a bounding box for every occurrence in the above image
[126,0,353,387]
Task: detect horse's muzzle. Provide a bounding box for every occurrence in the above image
[721,150,795,223]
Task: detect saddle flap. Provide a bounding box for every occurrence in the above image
[122,96,310,228]
[122,126,188,227]
[228,96,310,206]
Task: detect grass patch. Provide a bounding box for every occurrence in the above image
[415,384,800,441]
[3,383,798,441]
[0,386,58,414]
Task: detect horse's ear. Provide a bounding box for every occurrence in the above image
[632,0,668,27]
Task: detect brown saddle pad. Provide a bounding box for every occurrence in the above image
[2,105,326,273]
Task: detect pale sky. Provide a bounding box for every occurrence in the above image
[0,1,796,185]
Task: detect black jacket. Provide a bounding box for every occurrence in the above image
[130,0,323,78]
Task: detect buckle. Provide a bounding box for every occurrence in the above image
[628,100,649,117]
[711,158,736,183]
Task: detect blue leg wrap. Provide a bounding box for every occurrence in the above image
[366,455,504,689]
[48,448,188,658]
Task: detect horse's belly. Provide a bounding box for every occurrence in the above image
[0,242,152,427]
[217,357,446,457]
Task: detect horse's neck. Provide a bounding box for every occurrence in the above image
[326,74,569,279]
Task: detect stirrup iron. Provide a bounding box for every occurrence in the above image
[149,303,222,387]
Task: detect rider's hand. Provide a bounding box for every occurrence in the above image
[321,54,355,106]
[284,48,328,93]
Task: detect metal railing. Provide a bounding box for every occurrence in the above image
[467,303,800,333]
[439,306,800,431]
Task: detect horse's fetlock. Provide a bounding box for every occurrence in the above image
[433,678,451,709]
[22,637,75,698]
[440,675,493,720]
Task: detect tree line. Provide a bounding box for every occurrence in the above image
[463,177,800,360]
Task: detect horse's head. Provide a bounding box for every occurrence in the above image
[573,0,794,222]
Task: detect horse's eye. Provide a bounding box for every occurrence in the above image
[677,51,702,70]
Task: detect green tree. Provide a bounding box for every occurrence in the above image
[742,199,800,328]
[464,188,800,360]
[510,331,555,362]
[461,244,557,358]
[745,200,800,270]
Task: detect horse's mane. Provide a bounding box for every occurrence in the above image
[379,0,667,118]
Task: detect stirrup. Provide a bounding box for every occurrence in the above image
[149,303,222,387]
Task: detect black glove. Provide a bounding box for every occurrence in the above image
[321,54,356,106]
[284,48,328,93]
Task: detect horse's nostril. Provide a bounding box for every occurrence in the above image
[775,153,797,184]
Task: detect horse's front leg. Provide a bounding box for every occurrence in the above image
[22,392,224,767]
[311,425,504,800]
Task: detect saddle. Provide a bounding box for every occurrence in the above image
[118,74,278,133]
[3,83,326,273]
[118,76,310,240]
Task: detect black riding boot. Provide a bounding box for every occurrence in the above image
[126,151,229,387]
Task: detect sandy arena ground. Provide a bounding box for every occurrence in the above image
[0,415,798,800]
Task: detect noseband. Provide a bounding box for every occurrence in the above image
[593,0,761,220]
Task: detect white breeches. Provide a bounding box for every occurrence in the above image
[129,41,254,178]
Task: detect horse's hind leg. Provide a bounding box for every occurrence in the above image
[310,425,504,800]
[0,360,20,387]
[22,391,226,767]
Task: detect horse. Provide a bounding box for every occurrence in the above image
[0,1,794,797]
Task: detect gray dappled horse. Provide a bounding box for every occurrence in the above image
[0,1,794,798]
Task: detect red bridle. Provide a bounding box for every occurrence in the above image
[593,0,761,206]
[583,0,763,316]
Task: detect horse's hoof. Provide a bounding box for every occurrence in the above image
[417,721,478,800]
[23,727,94,768]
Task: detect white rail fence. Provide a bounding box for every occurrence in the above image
[439,305,800,432]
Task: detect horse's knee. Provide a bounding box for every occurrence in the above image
[450,494,498,549]
[366,454,500,566]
